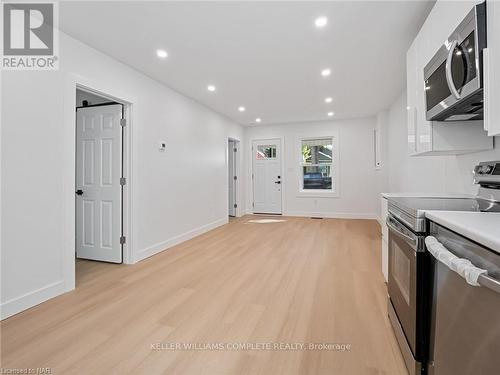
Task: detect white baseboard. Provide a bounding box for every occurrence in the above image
[1,280,66,320]
[283,211,379,220]
[135,217,228,263]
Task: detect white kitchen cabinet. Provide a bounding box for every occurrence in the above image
[484,0,500,136]
[380,196,388,282]
[406,0,494,155]
[407,39,418,156]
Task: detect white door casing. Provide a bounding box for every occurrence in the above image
[76,104,123,263]
[228,140,237,217]
[252,139,282,214]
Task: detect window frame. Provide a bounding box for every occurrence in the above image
[297,134,339,198]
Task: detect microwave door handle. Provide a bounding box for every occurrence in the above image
[445,40,461,100]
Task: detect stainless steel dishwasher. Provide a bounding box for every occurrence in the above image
[426,222,500,375]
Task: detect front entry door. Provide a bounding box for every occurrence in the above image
[76,104,123,263]
[252,139,282,214]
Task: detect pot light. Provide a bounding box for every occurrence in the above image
[255,118,262,123]
[321,68,331,77]
[315,16,328,28]
[156,49,168,59]
[238,106,246,112]
[325,97,333,103]
[327,112,334,117]
[207,85,216,92]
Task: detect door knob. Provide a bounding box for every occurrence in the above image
[75,189,84,196]
[274,181,281,184]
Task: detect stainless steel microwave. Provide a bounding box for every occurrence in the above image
[424,3,486,121]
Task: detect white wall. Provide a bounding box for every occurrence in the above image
[1,32,243,319]
[387,91,500,194]
[244,118,385,219]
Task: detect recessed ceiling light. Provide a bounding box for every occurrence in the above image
[315,16,328,28]
[327,112,334,117]
[325,97,333,103]
[255,118,262,123]
[321,68,331,77]
[238,106,246,112]
[156,49,168,58]
[207,85,216,92]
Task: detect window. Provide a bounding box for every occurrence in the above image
[256,145,276,159]
[300,138,334,192]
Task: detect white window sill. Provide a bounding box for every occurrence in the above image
[297,190,339,198]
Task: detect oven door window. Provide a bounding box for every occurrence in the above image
[388,231,418,353]
[392,241,411,305]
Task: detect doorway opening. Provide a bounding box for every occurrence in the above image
[228,138,240,218]
[75,88,127,286]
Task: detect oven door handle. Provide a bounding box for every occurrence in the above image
[386,217,417,247]
[425,236,500,294]
[445,40,461,100]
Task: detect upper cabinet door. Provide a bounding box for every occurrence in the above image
[407,39,418,156]
[484,0,500,136]
[415,27,432,154]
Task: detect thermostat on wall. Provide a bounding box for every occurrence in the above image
[159,141,166,152]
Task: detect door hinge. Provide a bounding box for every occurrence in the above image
[234,148,237,152]
[252,173,254,180]
[120,236,126,245]
[120,177,126,186]
[252,202,254,207]
[234,203,237,208]
[120,118,126,127]
[233,175,237,180]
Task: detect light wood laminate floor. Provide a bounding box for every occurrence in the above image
[1,216,407,374]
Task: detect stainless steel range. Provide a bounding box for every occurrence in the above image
[385,161,500,375]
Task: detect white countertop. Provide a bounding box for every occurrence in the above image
[425,211,500,254]
[381,192,473,199]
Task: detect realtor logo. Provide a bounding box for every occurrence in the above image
[2,2,59,70]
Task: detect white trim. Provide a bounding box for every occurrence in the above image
[249,136,285,214]
[134,217,228,263]
[0,280,65,320]
[284,211,378,220]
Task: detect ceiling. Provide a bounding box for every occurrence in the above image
[59,1,434,126]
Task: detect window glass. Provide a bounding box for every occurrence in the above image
[256,145,276,159]
[302,166,332,190]
[302,139,332,164]
[300,138,334,191]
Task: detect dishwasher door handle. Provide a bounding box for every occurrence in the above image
[426,236,500,294]
[478,274,500,295]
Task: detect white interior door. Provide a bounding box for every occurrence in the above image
[76,104,123,263]
[252,139,282,214]
[228,140,237,217]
